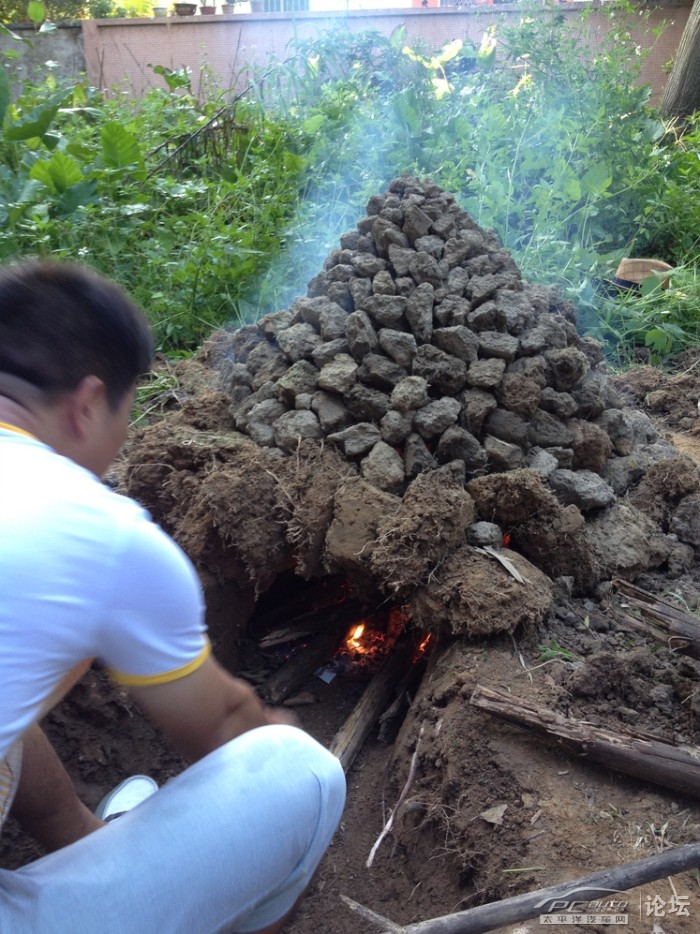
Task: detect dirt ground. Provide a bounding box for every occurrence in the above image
[3,356,700,933]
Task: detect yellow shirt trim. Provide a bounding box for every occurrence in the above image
[0,422,36,440]
[109,640,211,687]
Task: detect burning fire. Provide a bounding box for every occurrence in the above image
[417,633,432,655]
[329,613,394,676]
[332,608,432,676]
[348,623,367,651]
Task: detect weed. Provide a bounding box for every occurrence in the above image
[537,639,580,662]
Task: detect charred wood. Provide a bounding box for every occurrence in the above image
[258,598,369,649]
[260,628,346,706]
[330,634,426,772]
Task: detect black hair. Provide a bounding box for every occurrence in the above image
[0,260,153,410]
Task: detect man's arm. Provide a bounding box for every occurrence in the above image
[10,724,103,850]
[126,655,293,763]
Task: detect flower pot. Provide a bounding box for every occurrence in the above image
[152,5,168,14]
[174,2,196,13]
[200,4,216,12]
[221,2,235,10]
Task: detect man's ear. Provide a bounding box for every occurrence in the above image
[65,375,107,439]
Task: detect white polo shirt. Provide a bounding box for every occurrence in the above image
[0,426,209,768]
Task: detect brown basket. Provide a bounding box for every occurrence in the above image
[614,258,673,289]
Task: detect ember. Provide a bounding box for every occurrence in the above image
[327,605,409,677]
[328,616,392,677]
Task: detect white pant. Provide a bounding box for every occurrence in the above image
[0,725,346,933]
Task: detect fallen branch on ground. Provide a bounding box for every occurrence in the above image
[341,842,700,933]
[611,579,700,660]
[470,684,700,799]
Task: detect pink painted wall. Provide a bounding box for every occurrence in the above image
[81,3,691,103]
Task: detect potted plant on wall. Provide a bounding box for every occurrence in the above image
[200,1,217,11]
[221,2,235,10]
[152,4,169,14]
[173,2,196,13]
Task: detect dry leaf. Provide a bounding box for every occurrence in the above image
[480,803,508,825]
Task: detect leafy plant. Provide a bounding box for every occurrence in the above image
[537,640,580,663]
[588,264,700,366]
[0,1,697,365]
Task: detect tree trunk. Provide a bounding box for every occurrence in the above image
[660,0,700,119]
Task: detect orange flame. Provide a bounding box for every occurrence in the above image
[348,623,366,650]
[417,633,432,654]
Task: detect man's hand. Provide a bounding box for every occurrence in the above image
[128,656,297,762]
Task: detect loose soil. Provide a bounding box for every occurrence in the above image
[3,358,700,934]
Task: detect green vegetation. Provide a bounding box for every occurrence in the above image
[0,1,699,360]
[0,0,150,22]
[537,640,580,663]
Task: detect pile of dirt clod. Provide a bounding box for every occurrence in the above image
[122,175,700,647]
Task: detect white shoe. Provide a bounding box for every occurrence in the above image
[95,775,158,821]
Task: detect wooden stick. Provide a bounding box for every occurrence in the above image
[470,684,700,799]
[258,599,367,649]
[330,636,422,772]
[340,895,407,933]
[611,579,700,660]
[359,842,700,934]
[260,628,346,705]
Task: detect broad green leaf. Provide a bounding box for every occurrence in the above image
[477,27,497,70]
[563,177,582,202]
[56,179,98,216]
[640,274,664,297]
[29,151,83,194]
[581,162,612,197]
[4,91,68,142]
[15,177,45,205]
[644,328,672,355]
[431,39,463,69]
[150,65,191,93]
[389,24,407,51]
[431,77,452,101]
[101,122,145,179]
[301,114,325,134]
[27,1,46,25]
[42,131,61,151]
